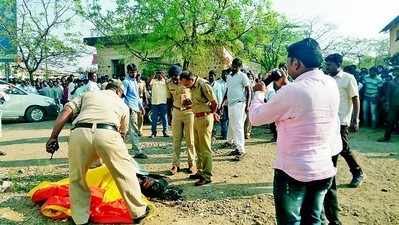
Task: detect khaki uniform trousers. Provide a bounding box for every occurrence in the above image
[194,114,214,181]
[171,108,195,167]
[68,127,147,225]
[137,111,144,135]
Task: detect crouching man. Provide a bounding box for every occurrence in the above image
[46,79,148,225]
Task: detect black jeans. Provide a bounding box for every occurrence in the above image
[274,169,333,225]
[340,126,362,176]
[323,155,342,225]
[384,105,399,140]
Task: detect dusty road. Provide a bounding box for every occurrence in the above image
[0,121,398,225]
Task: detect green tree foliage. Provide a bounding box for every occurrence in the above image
[239,15,300,72]
[75,0,281,73]
[0,0,82,81]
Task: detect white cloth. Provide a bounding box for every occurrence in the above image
[86,81,100,92]
[68,82,76,101]
[227,102,246,153]
[226,71,250,105]
[332,71,359,126]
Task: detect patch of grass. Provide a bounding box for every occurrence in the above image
[9,173,67,193]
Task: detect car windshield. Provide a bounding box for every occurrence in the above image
[0,83,27,95]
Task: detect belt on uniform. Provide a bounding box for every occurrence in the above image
[194,112,212,118]
[173,105,192,111]
[73,123,118,132]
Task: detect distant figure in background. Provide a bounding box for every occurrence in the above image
[378,66,399,142]
[149,71,169,138]
[67,75,76,101]
[86,72,100,92]
[362,66,383,128]
[244,70,255,139]
[209,70,227,141]
[39,82,52,98]
[223,58,251,161]
[136,73,147,136]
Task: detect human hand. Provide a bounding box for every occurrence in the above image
[349,120,359,133]
[253,80,267,93]
[46,138,59,158]
[213,113,220,123]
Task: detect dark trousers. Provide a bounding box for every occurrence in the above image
[270,123,278,140]
[339,126,362,176]
[220,106,229,139]
[323,155,341,225]
[212,106,228,139]
[384,105,399,140]
[151,104,168,135]
[274,169,332,225]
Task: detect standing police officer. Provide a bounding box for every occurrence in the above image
[166,65,196,175]
[180,71,219,186]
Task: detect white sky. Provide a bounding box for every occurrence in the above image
[272,0,399,38]
[77,0,399,69]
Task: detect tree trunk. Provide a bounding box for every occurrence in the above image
[29,71,34,83]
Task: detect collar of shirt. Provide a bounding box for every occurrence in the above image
[294,69,322,82]
[191,76,200,89]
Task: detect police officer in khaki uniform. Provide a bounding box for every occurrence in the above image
[46,79,148,225]
[166,65,196,175]
[180,71,219,186]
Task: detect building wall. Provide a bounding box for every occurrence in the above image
[96,46,137,77]
[389,24,399,55]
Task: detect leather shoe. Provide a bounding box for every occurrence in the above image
[133,207,150,224]
[169,166,179,175]
[350,173,364,188]
[133,153,148,159]
[189,173,202,179]
[195,178,211,186]
[228,149,240,156]
[377,137,390,142]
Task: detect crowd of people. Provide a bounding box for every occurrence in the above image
[39,37,398,225]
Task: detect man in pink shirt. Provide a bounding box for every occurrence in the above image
[249,38,341,225]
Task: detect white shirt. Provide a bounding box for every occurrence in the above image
[226,71,250,105]
[332,71,359,126]
[68,82,76,101]
[212,79,227,108]
[86,80,100,92]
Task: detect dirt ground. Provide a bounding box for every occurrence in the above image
[0,121,398,225]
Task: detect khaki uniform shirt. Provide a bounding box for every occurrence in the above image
[65,90,130,134]
[167,81,192,109]
[190,77,216,113]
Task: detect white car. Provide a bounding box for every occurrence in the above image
[0,81,59,122]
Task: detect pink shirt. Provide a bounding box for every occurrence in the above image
[249,69,342,182]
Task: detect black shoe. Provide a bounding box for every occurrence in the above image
[133,207,150,224]
[194,178,211,186]
[377,137,390,142]
[220,142,234,148]
[163,132,170,137]
[189,173,202,179]
[350,173,364,188]
[227,149,240,156]
[150,134,156,138]
[134,153,148,159]
[233,152,246,161]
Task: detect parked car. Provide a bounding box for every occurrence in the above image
[0,81,59,122]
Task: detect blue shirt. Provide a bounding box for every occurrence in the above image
[123,76,143,112]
